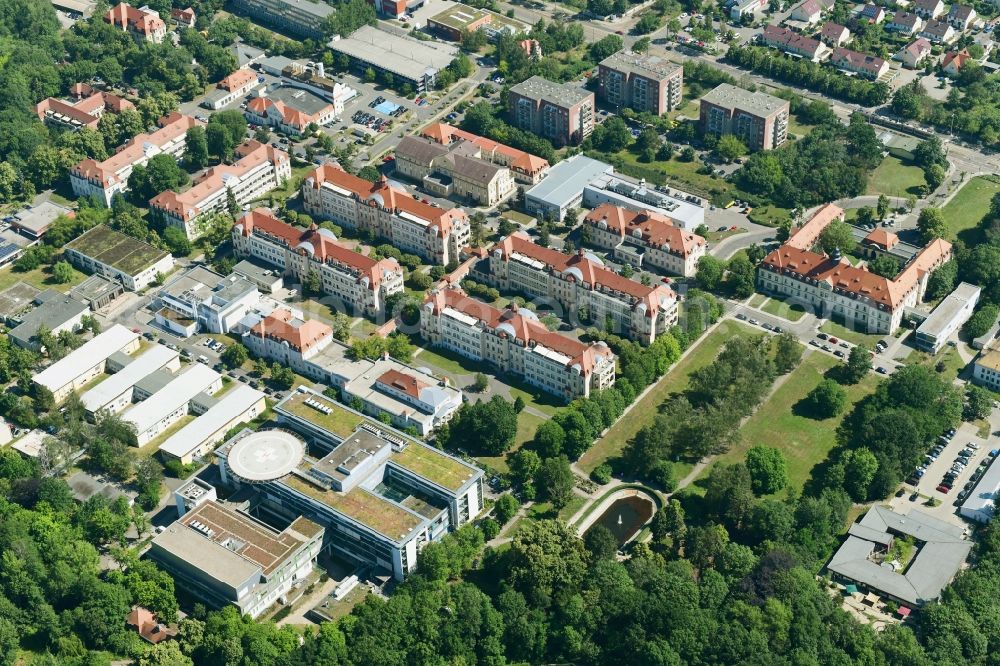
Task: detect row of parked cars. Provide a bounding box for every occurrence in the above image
[734,313,783,334]
[352,110,389,132]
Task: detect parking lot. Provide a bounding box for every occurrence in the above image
[895,421,998,528]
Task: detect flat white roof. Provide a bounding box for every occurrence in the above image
[81,345,179,412]
[122,363,221,436]
[917,282,981,340]
[159,385,266,459]
[961,459,1000,523]
[442,306,480,327]
[34,324,139,392]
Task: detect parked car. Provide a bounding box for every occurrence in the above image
[817,333,829,340]
[828,337,839,345]
[936,484,951,493]
[876,367,887,374]
[736,313,747,320]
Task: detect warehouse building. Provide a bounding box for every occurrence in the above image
[328,25,459,93]
[81,345,181,417]
[524,154,614,222]
[121,363,223,446]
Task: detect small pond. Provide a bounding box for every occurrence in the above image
[585,495,655,547]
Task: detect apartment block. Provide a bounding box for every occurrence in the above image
[597,50,684,116]
[393,135,516,207]
[150,140,290,240]
[104,3,167,43]
[70,113,202,207]
[215,390,483,580]
[421,286,616,400]
[244,94,336,136]
[232,208,404,319]
[35,83,134,132]
[301,164,469,266]
[227,0,333,38]
[699,83,790,151]
[419,122,549,185]
[481,232,678,345]
[242,309,462,435]
[507,76,595,146]
[149,499,323,618]
[757,206,953,334]
[583,204,706,277]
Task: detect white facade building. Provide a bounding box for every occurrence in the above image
[33,325,141,402]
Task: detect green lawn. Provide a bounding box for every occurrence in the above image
[747,204,793,227]
[577,320,759,474]
[477,411,546,473]
[819,320,885,347]
[0,263,87,294]
[866,155,925,197]
[589,148,735,201]
[759,297,807,322]
[941,176,1000,244]
[748,294,768,307]
[910,344,967,381]
[697,352,880,494]
[412,345,475,377]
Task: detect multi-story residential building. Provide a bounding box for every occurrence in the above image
[947,4,976,30]
[215,390,483,580]
[301,164,469,266]
[150,140,291,240]
[831,47,889,79]
[227,0,333,38]
[104,3,167,43]
[895,37,933,67]
[232,208,404,319]
[34,325,141,403]
[242,310,462,435]
[699,83,790,151]
[421,285,616,400]
[155,265,261,336]
[35,83,134,132]
[64,225,174,292]
[203,69,263,110]
[819,21,851,46]
[393,135,516,207]
[943,48,974,75]
[913,0,945,19]
[480,232,678,344]
[244,94,336,136]
[583,204,707,277]
[507,76,595,146]
[757,206,953,334]
[597,50,684,116]
[171,6,196,26]
[919,19,957,43]
[886,11,924,34]
[418,122,550,185]
[149,499,323,618]
[759,25,830,61]
[70,113,201,206]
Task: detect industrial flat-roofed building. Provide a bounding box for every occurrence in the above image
[214,388,483,580]
[421,285,616,400]
[154,265,260,337]
[121,363,223,446]
[158,384,267,463]
[64,225,175,292]
[151,140,291,240]
[301,164,469,266]
[481,232,679,344]
[699,83,790,151]
[232,209,403,319]
[583,204,707,277]
[10,200,74,240]
[80,345,181,417]
[826,506,971,607]
[8,290,89,351]
[329,25,459,93]
[598,50,684,116]
[583,172,706,230]
[227,0,333,38]
[426,3,531,40]
[524,154,614,222]
[913,282,980,354]
[33,324,140,402]
[508,76,595,146]
[149,499,323,618]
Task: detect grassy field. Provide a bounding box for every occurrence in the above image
[0,262,87,294]
[759,297,807,322]
[748,294,768,307]
[747,204,793,227]
[591,148,735,201]
[577,320,759,474]
[696,351,880,494]
[819,320,885,347]
[866,155,925,196]
[941,176,1000,243]
[909,344,967,381]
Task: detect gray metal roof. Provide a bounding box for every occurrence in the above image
[34,325,139,392]
[827,506,971,605]
[8,294,88,347]
[960,459,1000,523]
[329,26,458,81]
[700,83,789,117]
[525,154,613,208]
[510,76,593,108]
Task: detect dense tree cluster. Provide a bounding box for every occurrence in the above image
[736,113,883,208]
[438,395,519,456]
[891,76,1000,148]
[461,101,558,159]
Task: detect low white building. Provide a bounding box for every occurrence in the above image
[81,345,181,417]
[33,324,140,402]
[121,363,223,446]
[155,266,261,337]
[960,458,1000,524]
[158,384,267,464]
[202,70,263,110]
[913,282,980,354]
[64,225,175,292]
[973,340,1000,392]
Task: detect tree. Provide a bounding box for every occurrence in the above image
[589,34,624,61]
[50,261,75,284]
[508,519,587,602]
[745,445,788,496]
[144,153,188,196]
[205,122,233,162]
[270,364,296,390]
[876,193,890,220]
[509,449,541,487]
[917,207,947,243]
[818,220,856,255]
[226,187,239,218]
[964,385,992,421]
[843,447,879,500]
[472,373,489,393]
[185,126,208,170]
[964,304,1000,339]
[584,525,618,560]
[493,493,519,524]
[773,332,802,374]
[221,343,249,369]
[715,134,747,162]
[856,206,875,228]
[536,455,574,509]
[696,255,725,291]
[321,0,376,37]
[445,395,518,455]
[926,259,957,301]
[163,226,192,256]
[868,254,900,278]
[807,378,847,418]
[724,255,756,298]
[841,345,872,384]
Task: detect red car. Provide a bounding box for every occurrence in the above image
[616,30,624,35]
[936,484,951,493]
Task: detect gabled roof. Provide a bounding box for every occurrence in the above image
[104,2,165,36]
[584,203,705,258]
[943,48,973,70]
[219,69,257,91]
[787,203,845,250]
[861,3,885,18]
[248,308,332,353]
[947,4,975,21]
[419,122,550,175]
[761,24,826,55]
[832,47,887,75]
[903,37,932,57]
[889,11,921,28]
[820,21,849,41]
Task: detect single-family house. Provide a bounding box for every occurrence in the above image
[895,37,933,68]
[919,19,957,43]
[819,21,851,46]
[790,0,824,24]
[942,48,973,76]
[860,4,886,23]
[913,0,944,19]
[760,24,830,61]
[947,4,976,30]
[831,47,889,78]
[887,11,924,35]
